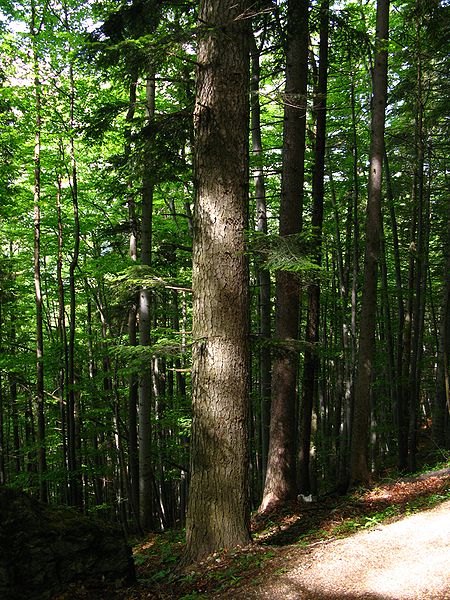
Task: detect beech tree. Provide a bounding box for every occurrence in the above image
[259,0,309,514]
[30,0,48,504]
[299,0,329,496]
[138,74,156,531]
[250,27,271,487]
[350,0,390,486]
[433,205,450,447]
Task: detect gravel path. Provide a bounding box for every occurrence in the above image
[219,499,450,600]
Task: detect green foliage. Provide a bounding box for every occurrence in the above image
[0,0,448,546]
[250,231,325,277]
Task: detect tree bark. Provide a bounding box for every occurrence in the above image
[0,294,5,485]
[433,203,450,447]
[56,173,69,504]
[138,73,156,530]
[9,303,21,474]
[184,0,251,564]
[125,73,140,524]
[260,0,309,513]
[250,28,271,486]
[350,0,390,487]
[31,0,47,502]
[299,0,328,496]
[407,24,426,472]
[384,151,407,469]
[67,65,82,508]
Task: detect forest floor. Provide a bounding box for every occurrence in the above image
[55,461,450,600]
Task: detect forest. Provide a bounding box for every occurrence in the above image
[0,0,449,581]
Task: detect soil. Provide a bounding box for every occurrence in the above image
[52,467,450,599]
[214,496,450,599]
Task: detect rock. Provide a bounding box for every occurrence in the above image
[0,487,135,600]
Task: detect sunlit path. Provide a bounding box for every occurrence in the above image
[221,499,450,600]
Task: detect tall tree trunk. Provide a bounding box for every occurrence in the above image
[379,226,396,429]
[0,380,4,486]
[31,0,47,502]
[67,61,82,508]
[184,0,251,564]
[172,289,188,525]
[9,301,21,474]
[0,294,5,485]
[407,25,426,472]
[56,173,69,503]
[384,151,407,469]
[125,73,140,524]
[328,168,348,487]
[433,203,450,447]
[260,0,309,513]
[346,64,361,485]
[250,29,271,486]
[350,0,390,487]
[299,0,328,496]
[85,298,104,508]
[138,74,155,531]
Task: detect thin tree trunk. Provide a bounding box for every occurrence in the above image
[56,173,69,503]
[31,0,47,502]
[125,73,140,523]
[408,29,426,472]
[433,202,450,447]
[67,64,82,508]
[25,395,36,474]
[172,289,188,525]
[0,295,5,485]
[328,169,348,487]
[299,0,329,496]
[85,298,104,508]
[384,150,407,469]
[346,64,360,486]
[350,0,390,487]
[0,380,4,486]
[250,29,271,486]
[379,226,396,431]
[9,303,21,474]
[138,73,155,531]
[260,0,309,513]
[433,218,450,448]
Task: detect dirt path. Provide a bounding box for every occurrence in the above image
[217,499,450,600]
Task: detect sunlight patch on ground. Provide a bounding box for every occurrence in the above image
[363,510,450,598]
[281,500,450,600]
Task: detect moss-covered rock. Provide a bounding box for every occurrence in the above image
[0,487,135,600]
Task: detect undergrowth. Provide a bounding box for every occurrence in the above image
[129,464,449,599]
[52,463,450,599]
